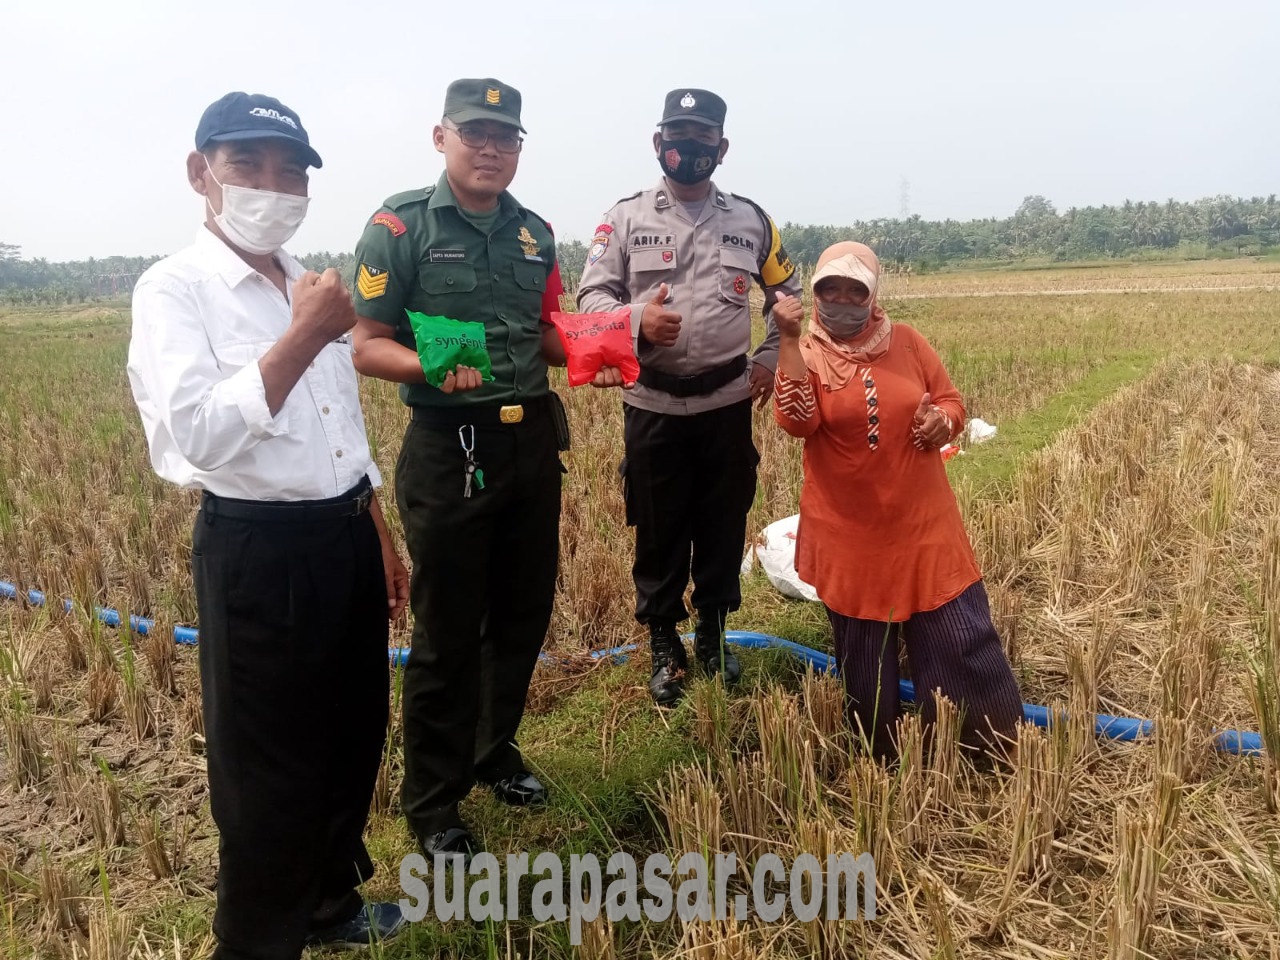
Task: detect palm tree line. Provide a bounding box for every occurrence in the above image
[4,194,1276,305]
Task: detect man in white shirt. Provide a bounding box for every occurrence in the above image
[126,91,409,958]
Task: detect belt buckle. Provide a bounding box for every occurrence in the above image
[500,405,524,424]
[354,486,373,515]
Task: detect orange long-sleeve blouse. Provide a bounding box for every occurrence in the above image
[773,323,980,622]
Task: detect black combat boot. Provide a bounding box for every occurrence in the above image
[648,622,689,707]
[694,609,740,683]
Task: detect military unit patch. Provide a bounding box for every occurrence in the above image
[517,226,539,258]
[356,263,389,300]
[371,212,406,237]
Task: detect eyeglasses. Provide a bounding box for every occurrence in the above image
[443,120,523,154]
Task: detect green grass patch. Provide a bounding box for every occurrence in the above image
[946,354,1157,494]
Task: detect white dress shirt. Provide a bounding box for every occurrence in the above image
[127,225,382,501]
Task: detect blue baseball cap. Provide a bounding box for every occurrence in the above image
[195,91,323,168]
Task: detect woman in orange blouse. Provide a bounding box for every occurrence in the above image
[772,241,1022,760]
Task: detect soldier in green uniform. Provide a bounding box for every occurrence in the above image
[350,78,620,858]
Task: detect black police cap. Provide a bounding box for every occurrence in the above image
[657,89,726,128]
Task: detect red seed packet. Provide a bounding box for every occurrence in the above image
[549,309,641,387]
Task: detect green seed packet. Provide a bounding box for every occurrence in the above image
[405,311,495,389]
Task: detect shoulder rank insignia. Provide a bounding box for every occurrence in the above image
[356,263,389,300]
[517,226,539,258]
[371,212,407,236]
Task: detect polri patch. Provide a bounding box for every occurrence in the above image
[588,234,610,265]
[356,263,389,300]
[429,249,467,263]
[371,212,406,236]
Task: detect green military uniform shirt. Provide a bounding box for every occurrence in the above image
[352,171,558,408]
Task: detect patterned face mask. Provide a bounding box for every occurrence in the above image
[657,138,719,185]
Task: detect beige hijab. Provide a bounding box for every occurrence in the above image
[799,242,892,392]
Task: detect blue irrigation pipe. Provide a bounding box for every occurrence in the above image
[1,580,200,645]
[0,581,1264,756]
[600,630,1263,756]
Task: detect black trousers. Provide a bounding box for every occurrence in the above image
[193,484,389,960]
[621,399,759,627]
[395,404,562,838]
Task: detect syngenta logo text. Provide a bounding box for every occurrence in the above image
[248,107,298,130]
[433,335,484,350]
[566,321,627,340]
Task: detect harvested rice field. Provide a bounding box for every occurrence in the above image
[2,261,1279,959]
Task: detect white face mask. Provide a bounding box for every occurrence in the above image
[204,158,309,255]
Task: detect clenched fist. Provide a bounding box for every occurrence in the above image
[291,268,355,344]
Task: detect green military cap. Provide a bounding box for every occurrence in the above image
[442,77,526,133]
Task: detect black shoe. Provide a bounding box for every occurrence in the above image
[305,902,406,950]
[695,610,741,683]
[649,623,689,707]
[487,771,548,807]
[419,825,479,867]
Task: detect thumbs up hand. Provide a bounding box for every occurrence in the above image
[639,282,682,347]
[911,392,951,450]
[913,393,933,426]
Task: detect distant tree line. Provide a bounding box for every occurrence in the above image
[0,242,159,306]
[777,193,1280,273]
[5,194,1277,304]
[517,194,1280,285]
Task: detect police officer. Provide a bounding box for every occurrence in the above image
[578,88,802,706]
[350,78,622,858]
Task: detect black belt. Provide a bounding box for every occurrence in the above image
[411,395,550,427]
[636,355,748,398]
[201,475,373,523]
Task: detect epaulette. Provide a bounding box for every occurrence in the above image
[730,192,774,234]
[520,205,555,236]
[383,186,435,210]
[612,190,643,207]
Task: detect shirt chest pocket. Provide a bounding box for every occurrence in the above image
[718,247,757,305]
[632,247,677,274]
[509,261,547,324]
[210,338,272,373]
[419,263,479,298]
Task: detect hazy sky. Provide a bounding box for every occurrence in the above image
[3,0,1277,261]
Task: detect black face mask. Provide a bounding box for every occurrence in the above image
[658,138,720,185]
